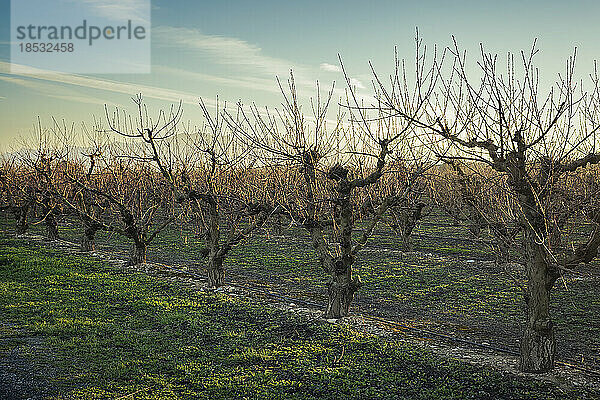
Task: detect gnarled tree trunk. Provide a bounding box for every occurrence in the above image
[127,240,147,266]
[13,204,29,235]
[519,230,559,373]
[468,223,483,238]
[325,177,361,319]
[325,266,362,318]
[207,253,225,288]
[204,194,223,288]
[274,214,283,236]
[44,210,59,240]
[392,202,424,252]
[399,233,413,252]
[39,192,60,240]
[80,223,100,252]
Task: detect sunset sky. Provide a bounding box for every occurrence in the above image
[1,0,600,149]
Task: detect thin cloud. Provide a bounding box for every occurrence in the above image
[66,0,150,24]
[154,26,302,77]
[320,63,341,72]
[0,62,213,108]
[152,27,342,101]
[153,27,366,102]
[319,63,367,93]
[349,78,365,89]
[153,65,282,95]
[0,75,113,106]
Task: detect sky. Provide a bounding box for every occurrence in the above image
[1,0,600,150]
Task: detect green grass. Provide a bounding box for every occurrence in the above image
[3,212,600,370]
[0,238,596,399]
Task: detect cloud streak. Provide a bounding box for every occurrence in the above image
[153,27,355,101]
[153,26,303,78]
[153,65,282,95]
[320,63,341,72]
[67,0,150,24]
[349,78,365,89]
[0,75,110,106]
[0,28,374,127]
[0,62,213,108]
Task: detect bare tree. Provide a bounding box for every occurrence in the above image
[366,152,433,252]
[31,152,62,240]
[0,155,35,235]
[381,37,600,372]
[429,161,520,265]
[73,146,109,252]
[20,120,75,241]
[181,99,279,287]
[105,95,278,286]
[60,142,178,265]
[225,49,440,317]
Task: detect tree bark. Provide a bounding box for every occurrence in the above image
[325,266,362,318]
[14,205,29,235]
[392,202,423,252]
[494,242,511,266]
[80,224,98,252]
[468,224,482,238]
[207,254,225,288]
[519,230,558,373]
[274,214,283,236]
[45,211,59,240]
[127,241,147,266]
[205,195,223,288]
[399,233,413,252]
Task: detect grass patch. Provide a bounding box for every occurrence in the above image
[0,237,596,399]
[2,214,600,369]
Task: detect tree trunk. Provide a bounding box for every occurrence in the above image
[274,215,283,236]
[80,225,98,252]
[399,233,413,252]
[127,241,147,266]
[205,195,223,288]
[14,206,29,235]
[325,268,361,318]
[207,254,225,288]
[519,231,558,373]
[494,242,511,266]
[394,203,422,252]
[45,211,59,240]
